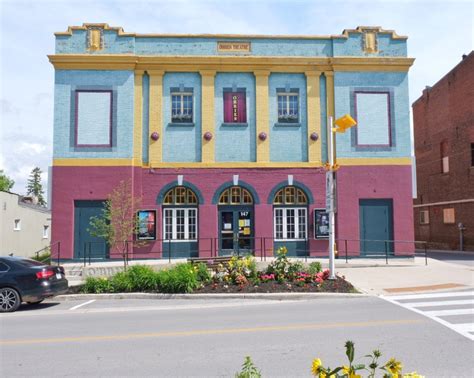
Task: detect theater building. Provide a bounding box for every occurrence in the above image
[49,24,415,260]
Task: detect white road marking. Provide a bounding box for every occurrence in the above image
[405,299,474,308]
[381,291,474,341]
[387,290,473,301]
[424,308,473,317]
[69,300,96,311]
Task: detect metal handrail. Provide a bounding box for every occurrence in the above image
[33,241,61,265]
[78,237,428,266]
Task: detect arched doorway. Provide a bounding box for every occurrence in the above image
[217,186,254,256]
[272,186,308,256]
[162,186,199,258]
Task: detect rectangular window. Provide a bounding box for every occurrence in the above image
[471,143,474,167]
[163,208,198,241]
[274,208,307,240]
[14,219,21,231]
[223,91,246,123]
[442,156,449,173]
[355,92,391,146]
[419,210,429,225]
[277,92,299,123]
[75,90,112,146]
[443,208,455,224]
[43,225,49,239]
[171,92,193,123]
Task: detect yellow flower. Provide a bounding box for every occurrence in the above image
[342,367,361,378]
[311,358,322,376]
[385,358,403,375]
[342,366,350,375]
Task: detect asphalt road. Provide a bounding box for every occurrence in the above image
[1,296,473,377]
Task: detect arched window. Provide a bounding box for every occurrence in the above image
[163,187,198,205]
[162,187,198,241]
[273,186,308,241]
[218,186,253,205]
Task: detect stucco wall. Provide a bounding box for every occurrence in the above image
[0,192,51,258]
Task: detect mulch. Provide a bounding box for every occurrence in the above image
[194,276,357,293]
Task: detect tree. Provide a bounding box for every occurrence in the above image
[88,180,143,270]
[0,170,15,192]
[26,167,46,206]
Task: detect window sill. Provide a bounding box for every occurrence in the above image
[168,122,195,127]
[274,239,307,242]
[13,229,21,232]
[274,122,301,127]
[221,122,248,127]
[164,239,198,243]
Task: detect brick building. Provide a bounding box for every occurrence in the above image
[413,51,474,251]
[49,24,415,261]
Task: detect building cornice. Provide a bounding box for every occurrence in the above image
[54,23,408,40]
[48,54,415,72]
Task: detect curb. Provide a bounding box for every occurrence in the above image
[53,292,368,301]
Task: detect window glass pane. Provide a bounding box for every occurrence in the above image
[219,189,229,204]
[187,189,197,204]
[298,208,307,239]
[296,189,307,204]
[231,187,241,204]
[242,189,252,204]
[164,209,173,239]
[285,187,295,204]
[275,208,283,239]
[274,189,283,204]
[176,209,185,239]
[175,187,186,204]
[188,209,197,240]
[286,209,295,239]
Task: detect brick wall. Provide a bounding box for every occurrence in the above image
[413,52,474,250]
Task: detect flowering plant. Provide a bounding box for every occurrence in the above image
[310,341,423,378]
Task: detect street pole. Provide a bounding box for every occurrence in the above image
[327,116,336,280]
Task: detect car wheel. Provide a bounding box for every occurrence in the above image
[0,287,21,312]
[27,300,44,305]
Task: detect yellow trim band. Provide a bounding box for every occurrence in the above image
[52,157,411,168]
[255,71,270,162]
[133,72,143,165]
[306,71,322,164]
[337,157,412,166]
[201,70,216,163]
[148,70,164,166]
[48,55,414,72]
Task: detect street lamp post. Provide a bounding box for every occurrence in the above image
[326,114,357,279]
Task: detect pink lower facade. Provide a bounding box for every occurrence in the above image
[51,165,415,260]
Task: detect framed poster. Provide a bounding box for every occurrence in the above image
[137,210,156,240]
[314,209,329,239]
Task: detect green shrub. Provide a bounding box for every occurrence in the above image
[195,263,211,284]
[110,272,133,293]
[82,277,112,293]
[235,356,261,378]
[126,265,158,292]
[307,261,322,275]
[31,251,51,264]
[157,263,199,293]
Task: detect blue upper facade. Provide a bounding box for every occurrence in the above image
[51,24,414,165]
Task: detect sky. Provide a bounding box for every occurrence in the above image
[0,0,473,196]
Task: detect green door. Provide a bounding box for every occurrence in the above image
[74,201,109,259]
[219,206,254,256]
[359,199,394,256]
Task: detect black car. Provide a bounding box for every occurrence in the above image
[0,257,68,312]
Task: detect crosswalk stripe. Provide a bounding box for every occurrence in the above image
[387,291,474,301]
[424,308,473,317]
[405,299,474,308]
[380,292,474,341]
[453,323,474,333]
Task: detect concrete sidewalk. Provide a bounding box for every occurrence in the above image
[336,257,474,295]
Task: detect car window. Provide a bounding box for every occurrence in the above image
[11,259,46,268]
[0,262,10,272]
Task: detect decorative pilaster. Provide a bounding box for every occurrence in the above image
[254,70,270,162]
[133,71,144,166]
[200,70,216,163]
[148,70,164,166]
[306,71,322,164]
[325,71,335,120]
